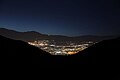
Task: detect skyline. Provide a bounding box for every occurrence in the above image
[1,27,119,37]
[0,0,120,36]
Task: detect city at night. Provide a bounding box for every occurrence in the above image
[0,0,120,79]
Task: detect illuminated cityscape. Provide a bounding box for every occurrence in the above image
[28,40,95,55]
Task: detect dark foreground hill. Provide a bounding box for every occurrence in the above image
[0,35,120,79]
[0,35,52,64]
[75,37,120,64]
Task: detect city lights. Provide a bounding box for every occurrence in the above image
[28,40,95,55]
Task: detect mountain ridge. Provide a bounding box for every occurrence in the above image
[0,28,118,42]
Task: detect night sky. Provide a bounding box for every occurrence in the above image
[0,0,120,36]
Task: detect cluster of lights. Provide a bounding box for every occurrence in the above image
[28,40,94,55]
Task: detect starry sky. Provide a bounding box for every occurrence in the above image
[0,0,120,36]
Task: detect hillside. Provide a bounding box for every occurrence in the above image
[75,37,120,64]
[0,35,51,64]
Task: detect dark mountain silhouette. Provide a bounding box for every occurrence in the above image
[0,35,120,79]
[74,37,120,64]
[72,37,120,79]
[0,28,117,42]
[0,35,52,64]
[0,28,49,41]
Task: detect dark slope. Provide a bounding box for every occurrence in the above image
[0,35,51,64]
[75,37,120,64]
[72,37,120,79]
